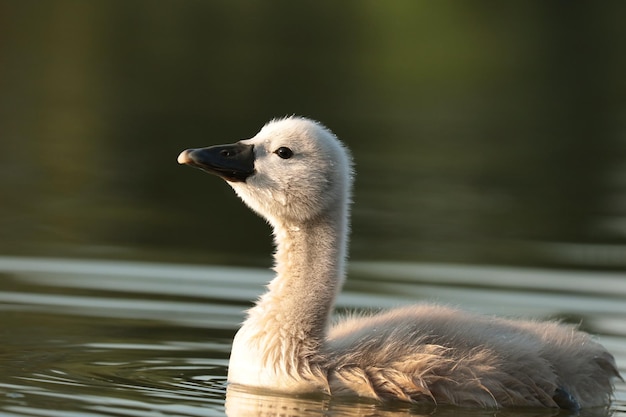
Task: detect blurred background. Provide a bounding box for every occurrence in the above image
[1,0,625,270]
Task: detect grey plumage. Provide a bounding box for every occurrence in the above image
[178,116,620,408]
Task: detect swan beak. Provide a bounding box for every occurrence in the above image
[177,142,255,182]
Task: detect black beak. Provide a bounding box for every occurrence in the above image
[177,142,255,182]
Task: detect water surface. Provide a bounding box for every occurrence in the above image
[1,1,625,416]
[1,256,624,417]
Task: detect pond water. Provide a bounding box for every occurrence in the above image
[1,1,625,416]
[0,256,624,417]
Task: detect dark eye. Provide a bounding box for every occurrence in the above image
[275,147,293,159]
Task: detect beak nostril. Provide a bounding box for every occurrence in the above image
[220,149,232,157]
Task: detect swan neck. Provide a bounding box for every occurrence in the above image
[240,205,349,340]
[227,194,350,390]
[268,212,347,335]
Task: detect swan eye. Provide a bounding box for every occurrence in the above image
[275,147,293,159]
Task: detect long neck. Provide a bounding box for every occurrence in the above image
[251,205,347,341]
[263,209,348,339]
[230,204,348,387]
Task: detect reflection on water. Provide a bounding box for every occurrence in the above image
[225,385,616,417]
[0,256,624,417]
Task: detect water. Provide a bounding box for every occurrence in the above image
[1,1,625,416]
[0,256,624,417]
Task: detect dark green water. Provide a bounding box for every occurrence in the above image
[1,0,625,268]
[0,2,624,416]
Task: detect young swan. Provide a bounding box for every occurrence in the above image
[178,117,619,408]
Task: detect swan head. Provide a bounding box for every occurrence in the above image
[178,117,353,226]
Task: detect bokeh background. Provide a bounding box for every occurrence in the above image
[1,0,625,270]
